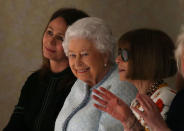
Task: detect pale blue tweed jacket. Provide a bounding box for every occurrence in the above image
[55,65,137,131]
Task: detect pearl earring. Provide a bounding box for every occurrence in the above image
[104,63,107,67]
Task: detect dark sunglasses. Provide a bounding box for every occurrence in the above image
[118,48,129,62]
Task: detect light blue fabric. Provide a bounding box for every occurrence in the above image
[55,66,137,131]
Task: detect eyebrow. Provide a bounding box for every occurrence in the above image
[57,32,65,36]
[68,49,90,53]
[47,26,53,30]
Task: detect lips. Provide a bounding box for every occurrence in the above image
[45,46,56,53]
[76,67,90,73]
[118,69,126,73]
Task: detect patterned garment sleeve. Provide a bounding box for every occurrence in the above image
[151,87,176,120]
[131,86,176,131]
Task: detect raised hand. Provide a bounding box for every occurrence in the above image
[132,93,170,131]
[92,87,137,129]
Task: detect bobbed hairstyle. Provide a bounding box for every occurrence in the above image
[41,8,89,73]
[63,17,116,65]
[119,28,177,80]
[175,26,184,77]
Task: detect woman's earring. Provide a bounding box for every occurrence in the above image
[104,63,107,68]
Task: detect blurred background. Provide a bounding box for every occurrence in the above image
[0,0,184,130]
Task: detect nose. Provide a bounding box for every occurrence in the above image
[115,55,122,64]
[48,36,56,45]
[75,55,83,67]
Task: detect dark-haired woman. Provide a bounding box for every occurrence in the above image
[4,8,88,131]
[130,28,184,131]
[92,28,177,131]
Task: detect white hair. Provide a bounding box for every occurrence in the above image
[63,17,116,64]
[175,25,184,76]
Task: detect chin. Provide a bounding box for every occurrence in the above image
[44,54,55,60]
[80,78,91,84]
[119,76,127,81]
[78,76,88,81]
[43,51,52,58]
[76,75,91,83]
[43,54,51,59]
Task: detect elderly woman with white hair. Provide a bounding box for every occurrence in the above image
[54,17,137,131]
[166,28,184,131]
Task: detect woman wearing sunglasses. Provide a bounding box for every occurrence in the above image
[92,28,177,131]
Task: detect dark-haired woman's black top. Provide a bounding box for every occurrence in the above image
[3,67,76,131]
[166,89,184,131]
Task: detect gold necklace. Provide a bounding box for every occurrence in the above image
[146,80,164,96]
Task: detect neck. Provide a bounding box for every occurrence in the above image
[50,59,69,73]
[89,64,111,87]
[130,80,153,94]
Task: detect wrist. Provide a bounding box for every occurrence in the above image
[152,124,170,131]
[122,116,145,131]
[150,119,170,131]
[122,116,137,130]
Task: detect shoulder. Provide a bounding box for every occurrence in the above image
[104,67,137,105]
[151,86,176,104]
[166,89,184,129]
[159,86,176,94]
[21,70,41,89]
[171,89,184,105]
[26,70,40,81]
[168,89,184,111]
[175,89,184,98]
[111,81,137,105]
[154,86,176,98]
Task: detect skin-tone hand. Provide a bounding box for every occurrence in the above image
[92,87,143,130]
[132,93,171,131]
